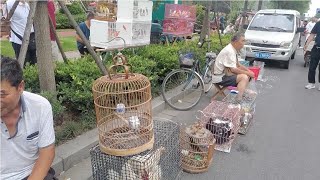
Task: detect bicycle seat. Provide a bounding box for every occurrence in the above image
[206,52,217,59]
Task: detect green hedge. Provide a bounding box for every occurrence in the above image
[23,35,231,144]
[56,13,86,29]
[59,2,85,15]
[56,2,86,29]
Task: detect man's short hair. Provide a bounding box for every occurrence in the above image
[231,32,245,42]
[87,11,95,20]
[0,56,23,88]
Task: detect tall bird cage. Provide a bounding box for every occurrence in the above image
[92,54,154,156]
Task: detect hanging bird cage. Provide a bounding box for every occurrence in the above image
[92,53,154,156]
[180,123,215,173]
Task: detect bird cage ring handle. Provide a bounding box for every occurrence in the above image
[112,53,128,65]
[108,64,131,79]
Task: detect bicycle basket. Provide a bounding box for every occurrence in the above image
[179,52,195,67]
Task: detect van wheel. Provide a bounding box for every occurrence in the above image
[283,60,290,69]
[291,51,296,59]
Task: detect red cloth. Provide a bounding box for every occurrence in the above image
[48,0,56,41]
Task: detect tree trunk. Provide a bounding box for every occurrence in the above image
[34,1,56,93]
[258,0,263,10]
[18,1,37,67]
[199,1,210,45]
[48,16,68,64]
[58,0,109,77]
[214,0,223,48]
[239,0,248,32]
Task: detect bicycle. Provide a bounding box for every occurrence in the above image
[161,38,217,111]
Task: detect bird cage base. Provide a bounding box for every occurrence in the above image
[100,125,154,156]
[182,153,213,173]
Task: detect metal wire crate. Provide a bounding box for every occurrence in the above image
[90,118,181,180]
[198,100,241,153]
[223,89,257,135]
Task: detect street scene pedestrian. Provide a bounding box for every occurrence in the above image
[6,0,37,66]
[76,11,95,56]
[304,20,320,90]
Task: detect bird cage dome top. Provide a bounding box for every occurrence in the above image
[93,73,151,94]
[92,53,151,95]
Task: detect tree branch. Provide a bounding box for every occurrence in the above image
[18,1,37,67]
[57,0,109,77]
[48,15,68,64]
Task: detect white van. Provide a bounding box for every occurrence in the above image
[244,9,304,69]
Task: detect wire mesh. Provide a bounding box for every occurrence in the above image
[90,118,181,180]
[92,72,154,156]
[180,123,215,173]
[198,100,241,153]
[223,89,258,134]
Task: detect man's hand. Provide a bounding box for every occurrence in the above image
[27,144,55,180]
[247,71,255,78]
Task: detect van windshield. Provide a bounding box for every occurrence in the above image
[248,13,294,32]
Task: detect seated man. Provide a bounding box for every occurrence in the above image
[1,57,56,180]
[212,33,255,102]
[76,11,95,56]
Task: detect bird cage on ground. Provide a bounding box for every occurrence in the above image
[223,88,258,134]
[90,118,182,180]
[92,54,154,156]
[198,100,241,153]
[180,123,215,173]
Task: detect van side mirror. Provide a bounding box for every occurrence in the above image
[243,24,248,29]
[297,27,305,33]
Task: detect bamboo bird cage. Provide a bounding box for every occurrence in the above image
[180,123,215,173]
[92,53,154,156]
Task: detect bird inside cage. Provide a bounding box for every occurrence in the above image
[205,117,233,145]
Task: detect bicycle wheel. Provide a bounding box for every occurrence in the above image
[203,65,213,93]
[161,69,204,111]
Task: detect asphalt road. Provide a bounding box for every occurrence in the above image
[173,48,320,180]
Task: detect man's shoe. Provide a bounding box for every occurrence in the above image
[318,86,320,91]
[305,83,316,89]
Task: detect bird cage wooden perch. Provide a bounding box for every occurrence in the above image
[92,53,154,156]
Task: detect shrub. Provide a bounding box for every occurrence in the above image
[55,56,101,112]
[23,64,40,93]
[56,13,86,29]
[59,2,85,15]
[39,91,66,126]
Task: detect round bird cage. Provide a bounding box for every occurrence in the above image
[180,123,215,173]
[92,54,154,156]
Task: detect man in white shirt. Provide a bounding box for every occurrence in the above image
[212,33,255,102]
[6,0,37,66]
[0,57,56,179]
[305,17,317,40]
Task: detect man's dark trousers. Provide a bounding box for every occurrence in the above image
[308,46,320,83]
[12,42,37,66]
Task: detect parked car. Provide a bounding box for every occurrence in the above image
[244,9,304,69]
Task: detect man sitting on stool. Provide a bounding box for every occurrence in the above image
[212,33,255,102]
